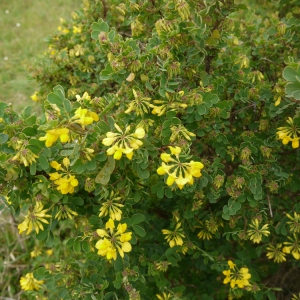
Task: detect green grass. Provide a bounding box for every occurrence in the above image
[0,0,81,112]
[0,1,82,298]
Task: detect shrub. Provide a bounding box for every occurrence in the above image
[1,0,300,299]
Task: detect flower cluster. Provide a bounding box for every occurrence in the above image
[102,123,145,160]
[283,234,300,260]
[162,222,185,248]
[286,212,300,233]
[99,191,124,221]
[223,260,251,289]
[276,117,300,148]
[156,292,171,300]
[151,92,187,116]
[125,89,153,116]
[157,146,204,189]
[12,147,38,167]
[20,273,44,291]
[49,158,79,194]
[18,202,51,235]
[247,218,270,244]
[54,204,78,220]
[197,218,219,240]
[71,107,99,128]
[39,127,70,147]
[95,219,132,260]
[266,244,286,263]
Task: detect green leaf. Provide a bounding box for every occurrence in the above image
[95,121,110,133]
[92,20,109,32]
[49,194,60,203]
[25,115,37,126]
[133,191,141,203]
[47,93,62,107]
[63,99,72,112]
[58,289,68,298]
[131,213,145,225]
[114,255,123,272]
[283,66,299,82]
[95,156,115,185]
[22,126,38,136]
[197,104,206,115]
[203,92,219,105]
[22,106,32,118]
[45,231,54,247]
[104,292,116,300]
[30,162,36,175]
[254,291,263,300]
[137,166,150,179]
[66,238,75,248]
[71,197,84,206]
[36,229,48,241]
[132,225,146,237]
[0,133,9,144]
[267,290,276,300]
[53,85,65,99]
[286,82,300,100]
[73,239,81,252]
[82,241,91,253]
[39,154,49,170]
[33,267,47,280]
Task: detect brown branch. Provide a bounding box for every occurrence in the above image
[101,0,108,19]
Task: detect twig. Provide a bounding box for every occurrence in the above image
[267,194,273,217]
[101,0,108,19]
[231,103,256,115]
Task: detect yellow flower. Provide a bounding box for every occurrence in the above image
[18,202,51,235]
[169,146,181,157]
[63,157,70,167]
[20,273,44,291]
[274,95,281,106]
[12,148,38,167]
[266,244,286,263]
[228,260,236,269]
[51,174,79,194]
[50,161,62,171]
[222,261,251,289]
[102,124,145,160]
[95,219,132,260]
[156,292,171,300]
[276,117,300,148]
[99,191,124,221]
[125,89,153,116]
[286,212,300,233]
[247,218,270,244]
[54,205,78,220]
[46,249,53,256]
[73,25,82,34]
[155,261,171,272]
[39,127,70,147]
[282,234,300,260]
[75,92,91,102]
[31,91,39,102]
[157,146,204,190]
[162,222,185,248]
[72,107,99,128]
[30,246,42,258]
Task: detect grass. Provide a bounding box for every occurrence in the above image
[0,1,82,298]
[0,0,81,112]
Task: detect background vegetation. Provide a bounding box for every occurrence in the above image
[0,0,81,110]
[0,0,300,299]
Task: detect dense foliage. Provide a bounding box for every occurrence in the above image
[1,0,300,299]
